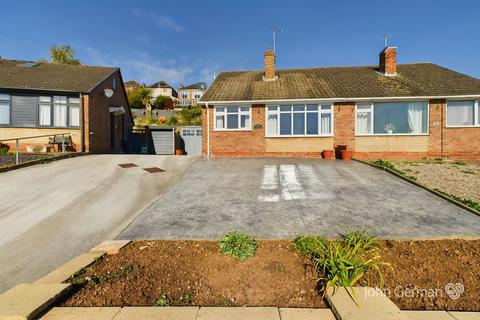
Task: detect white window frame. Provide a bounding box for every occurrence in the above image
[214,105,252,131]
[445,99,480,128]
[355,101,430,136]
[0,94,11,125]
[265,103,333,137]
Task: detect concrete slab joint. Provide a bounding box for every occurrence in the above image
[326,287,408,320]
[89,240,131,255]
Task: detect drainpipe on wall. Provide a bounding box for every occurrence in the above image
[206,103,210,158]
[79,93,85,153]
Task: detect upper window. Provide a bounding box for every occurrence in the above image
[266,104,332,136]
[215,106,251,130]
[446,100,479,127]
[112,77,117,90]
[356,101,428,135]
[0,94,10,125]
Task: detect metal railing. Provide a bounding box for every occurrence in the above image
[0,133,71,165]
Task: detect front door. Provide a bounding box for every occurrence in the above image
[110,114,115,150]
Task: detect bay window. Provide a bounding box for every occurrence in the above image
[266,104,332,136]
[446,100,479,127]
[214,105,251,130]
[0,94,10,125]
[356,101,428,135]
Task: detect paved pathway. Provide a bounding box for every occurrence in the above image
[0,155,197,293]
[119,158,480,240]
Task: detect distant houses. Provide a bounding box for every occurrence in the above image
[125,80,207,109]
[178,82,207,107]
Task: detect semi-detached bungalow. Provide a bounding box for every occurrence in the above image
[0,59,133,153]
[199,47,480,160]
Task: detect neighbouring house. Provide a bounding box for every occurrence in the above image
[124,80,142,93]
[147,81,178,107]
[199,47,480,160]
[178,82,207,107]
[0,59,133,153]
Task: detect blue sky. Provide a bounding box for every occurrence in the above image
[1,0,479,88]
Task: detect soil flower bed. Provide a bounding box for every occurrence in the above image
[63,239,480,311]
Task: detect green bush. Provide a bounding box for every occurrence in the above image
[293,235,328,259]
[294,231,387,296]
[342,230,379,252]
[219,232,257,261]
[434,189,480,212]
[371,159,405,175]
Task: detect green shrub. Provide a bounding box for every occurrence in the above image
[453,160,466,166]
[342,230,379,252]
[314,240,385,290]
[294,231,387,297]
[434,189,480,212]
[371,159,405,175]
[154,295,170,307]
[293,235,328,259]
[219,232,257,261]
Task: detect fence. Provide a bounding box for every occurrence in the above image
[0,133,71,165]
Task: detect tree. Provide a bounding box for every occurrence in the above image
[153,95,174,110]
[49,45,81,65]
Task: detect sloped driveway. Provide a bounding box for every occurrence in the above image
[0,154,197,293]
[118,158,480,240]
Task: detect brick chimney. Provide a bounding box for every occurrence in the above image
[263,50,277,81]
[379,47,397,76]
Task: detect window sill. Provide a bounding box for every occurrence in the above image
[355,133,429,137]
[445,125,480,128]
[265,134,334,138]
[213,128,252,132]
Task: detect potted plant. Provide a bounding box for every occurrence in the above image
[384,122,396,134]
[340,149,353,160]
[175,149,183,155]
[322,150,334,160]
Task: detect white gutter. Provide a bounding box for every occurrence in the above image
[199,94,480,105]
[206,103,210,158]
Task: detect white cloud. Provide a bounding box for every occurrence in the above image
[132,8,184,33]
[82,47,211,87]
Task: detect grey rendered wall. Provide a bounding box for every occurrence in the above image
[11,95,38,127]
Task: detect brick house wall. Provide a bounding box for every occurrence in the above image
[202,99,480,160]
[84,71,132,153]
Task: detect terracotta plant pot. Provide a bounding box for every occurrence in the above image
[175,149,183,155]
[340,150,353,160]
[322,150,334,160]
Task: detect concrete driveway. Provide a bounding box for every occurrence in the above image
[119,158,480,240]
[0,154,197,293]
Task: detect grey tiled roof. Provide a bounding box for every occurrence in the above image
[0,59,118,93]
[200,63,480,102]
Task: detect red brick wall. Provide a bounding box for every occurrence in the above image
[202,104,266,157]
[201,99,480,160]
[86,71,132,154]
[379,47,397,75]
[333,102,355,151]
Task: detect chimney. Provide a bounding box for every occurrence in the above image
[263,50,277,81]
[379,47,397,76]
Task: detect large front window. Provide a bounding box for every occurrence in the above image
[356,101,428,135]
[266,104,332,136]
[0,94,10,125]
[446,100,479,127]
[214,106,251,130]
[39,95,80,127]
